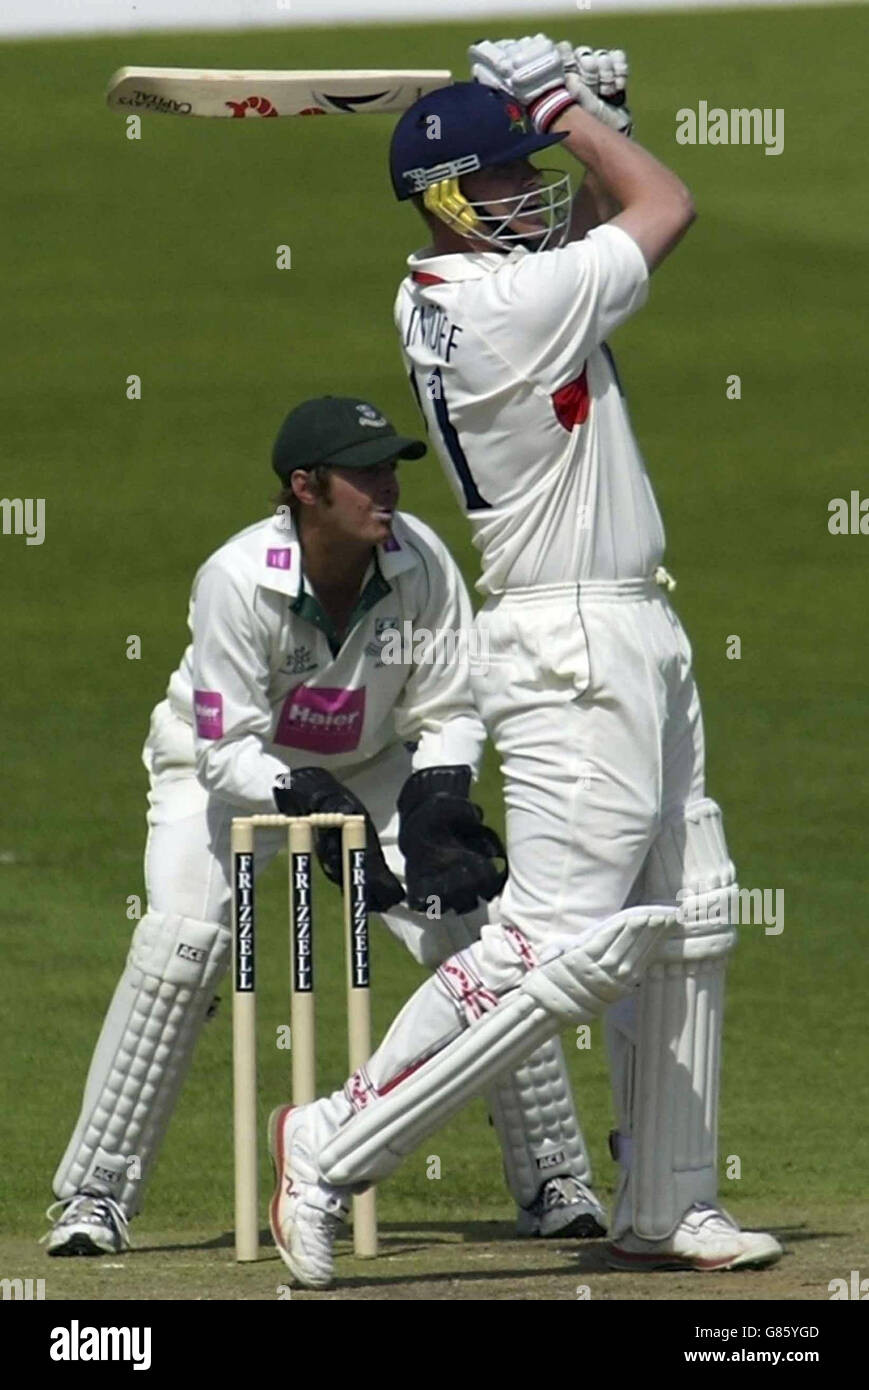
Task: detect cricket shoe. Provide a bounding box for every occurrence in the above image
[42,1193,131,1257]
[607,1203,782,1271]
[269,1104,351,1290]
[517,1175,608,1239]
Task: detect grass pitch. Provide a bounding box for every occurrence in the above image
[1,5,867,1300]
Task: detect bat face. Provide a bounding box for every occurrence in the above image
[106,68,453,118]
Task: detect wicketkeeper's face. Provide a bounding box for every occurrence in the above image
[319,460,400,546]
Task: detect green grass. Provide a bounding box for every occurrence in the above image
[2,5,867,1268]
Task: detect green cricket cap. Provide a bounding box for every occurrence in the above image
[272,396,426,483]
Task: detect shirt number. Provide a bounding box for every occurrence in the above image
[412,367,491,512]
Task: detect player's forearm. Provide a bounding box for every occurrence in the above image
[554,103,689,208]
[395,688,486,778]
[408,715,486,779]
[195,734,293,814]
[553,104,695,267]
[568,169,622,241]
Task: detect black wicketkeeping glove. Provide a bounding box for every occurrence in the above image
[397,765,507,917]
[273,768,404,914]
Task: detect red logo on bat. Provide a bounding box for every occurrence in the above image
[225,95,279,118]
[299,107,328,116]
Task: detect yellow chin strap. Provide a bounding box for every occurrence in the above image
[423,178,481,237]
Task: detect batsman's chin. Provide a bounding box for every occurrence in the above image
[512,220,548,247]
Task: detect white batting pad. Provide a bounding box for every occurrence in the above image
[318,905,674,1189]
[53,911,229,1215]
[487,1039,592,1206]
[380,905,594,1206]
[607,799,738,1239]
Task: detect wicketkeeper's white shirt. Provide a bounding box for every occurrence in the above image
[158,510,485,814]
[395,223,666,594]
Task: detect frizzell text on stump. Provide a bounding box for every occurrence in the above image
[350,849,370,987]
[234,853,255,992]
[292,852,314,992]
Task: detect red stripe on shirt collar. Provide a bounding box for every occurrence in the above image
[411,270,446,285]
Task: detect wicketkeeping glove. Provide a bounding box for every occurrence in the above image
[397,765,508,918]
[557,42,633,137]
[273,769,404,913]
[469,33,575,132]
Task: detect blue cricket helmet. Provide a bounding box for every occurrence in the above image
[390,81,566,201]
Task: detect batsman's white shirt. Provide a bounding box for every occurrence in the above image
[395,223,665,594]
[154,509,484,815]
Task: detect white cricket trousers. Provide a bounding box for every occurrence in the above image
[470,577,706,942]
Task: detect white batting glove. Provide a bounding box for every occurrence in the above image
[469,33,575,132]
[557,42,633,137]
[468,38,518,94]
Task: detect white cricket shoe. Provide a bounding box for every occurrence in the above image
[517,1176,608,1239]
[42,1193,131,1257]
[607,1202,782,1271]
[268,1104,350,1290]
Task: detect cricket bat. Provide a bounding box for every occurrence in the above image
[106,67,453,119]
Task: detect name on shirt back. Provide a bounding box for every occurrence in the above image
[404,303,463,363]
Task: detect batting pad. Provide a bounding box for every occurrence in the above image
[53,911,229,1215]
[487,1038,593,1207]
[607,799,738,1240]
[382,909,594,1206]
[319,905,675,1189]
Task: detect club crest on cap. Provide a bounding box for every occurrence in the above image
[505,102,528,133]
[357,403,388,428]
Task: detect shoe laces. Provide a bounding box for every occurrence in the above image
[41,1192,132,1245]
[320,1206,348,1239]
[687,1202,738,1233]
[296,1196,348,1250]
[537,1175,585,1212]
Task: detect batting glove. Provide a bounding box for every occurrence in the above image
[469,33,575,132]
[273,768,404,913]
[468,37,518,94]
[557,42,633,137]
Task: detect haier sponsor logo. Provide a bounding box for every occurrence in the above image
[273,685,365,753]
[193,689,223,740]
